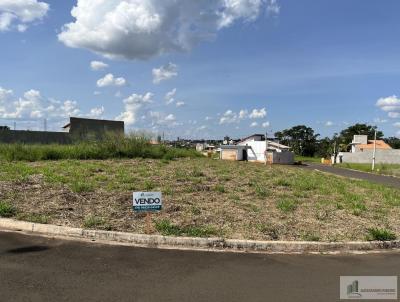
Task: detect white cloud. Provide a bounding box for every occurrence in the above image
[148,111,178,127]
[197,125,207,130]
[58,0,268,60]
[176,101,185,107]
[88,106,104,118]
[165,88,176,104]
[394,122,400,128]
[239,109,248,119]
[93,91,101,96]
[219,110,237,124]
[325,121,333,127]
[116,92,153,125]
[250,121,258,127]
[262,121,270,128]
[249,108,267,119]
[97,73,127,87]
[376,95,400,112]
[153,63,178,84]
[205,116,212,121]
[164,113,175,121]
[0,0,49,32]
[90,60,108,71]
[266,0,280,16]
[388,112,400,119]
[0,87,80,120]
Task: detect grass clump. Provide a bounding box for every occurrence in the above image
[70,181,94,193]
[0,201,16,217]
[276,198,297,213]
[214,184,226,193]
[366,228,396,241]
[83,215,111,230]
[17,213,49,224]
[155,219,217,237]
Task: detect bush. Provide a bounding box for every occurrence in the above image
[0,201,16,217]
[366,228,396,241]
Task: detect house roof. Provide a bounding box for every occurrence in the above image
[238,134,265,144]
[267,141,291,149]
[356,140,392,150]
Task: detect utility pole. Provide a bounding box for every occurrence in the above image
[13,121,16,130]
[44,119,47,132]
[372,130,377,171]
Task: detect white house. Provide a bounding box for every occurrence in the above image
[219,134,294,164]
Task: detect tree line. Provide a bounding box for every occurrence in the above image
[274,123,400,158]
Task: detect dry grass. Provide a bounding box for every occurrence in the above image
[0,158,399,241]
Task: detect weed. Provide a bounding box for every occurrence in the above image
[366,228,396,241]
[70,181,94,193]
[144,180,155,190]
[276,198,297,212]
[0,201,16,217]
[214,184,225,193]
[301,232,320,241]
[17,213,49,224]
[83,215,111,230]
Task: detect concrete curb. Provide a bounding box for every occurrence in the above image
[1,218,399,254]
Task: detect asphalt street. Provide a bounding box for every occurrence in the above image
[302,162,400,189]
[0,231,399,302]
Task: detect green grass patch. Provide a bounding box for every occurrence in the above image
[276,198,297,212]
[155,219,217,237]
[17,213,49,224]
[0,201,16,217]
[366,228,396,241]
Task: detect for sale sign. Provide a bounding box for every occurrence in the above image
[133,192,162,212]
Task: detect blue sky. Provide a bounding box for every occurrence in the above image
[1,0,400,139]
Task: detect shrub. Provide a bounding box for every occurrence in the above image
[0,201,16,217]
[366,228,396,241]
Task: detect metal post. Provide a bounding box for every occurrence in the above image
[372,130,377,171]
[265,131,268,165]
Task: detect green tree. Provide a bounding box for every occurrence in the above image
[385,137,400,149]
[275,125,319,156]
[339,123,384,147]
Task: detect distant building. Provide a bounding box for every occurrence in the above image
[350,135,392,153]
[0,117,125,144]
[62,117,124,139]
[220,133,294,164]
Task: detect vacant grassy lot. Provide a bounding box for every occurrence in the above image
[0,158,399,241]
[337,163,400,178]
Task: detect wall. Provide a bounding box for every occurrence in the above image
[221,149,238,161]
[267,151,294,165]
[0,130,71,144]
[340,150,400,164]
[238,141,265,161]
[69,117,124,139]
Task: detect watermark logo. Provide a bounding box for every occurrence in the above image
[340,276,397,300]
[347,280,362,298]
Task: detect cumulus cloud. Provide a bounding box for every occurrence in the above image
[394,122,400,128]
[116,92,153,125]
[376,95,400,112]
[325,121,334,127]
[164,88,176,105]
[262,121,270,128]
[373,118,387,124]
[90,60,108,71]
[88,106,104,118]
[148,111,179,127]
[239,109,248,119]
[249,108,267,119]
[175,101,185,107]
[58,0,269,60]
[97,73,127,87]
[266,0,280,16]
[250,121,258,127]
[0,0,49,32]
[153,63,178,84]
[219,110,237,124]
[0,87,80,121]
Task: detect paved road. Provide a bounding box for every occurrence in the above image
[302,162,400,189]
[0,231,399,302]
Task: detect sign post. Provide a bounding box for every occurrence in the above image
[133,192,162,234]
